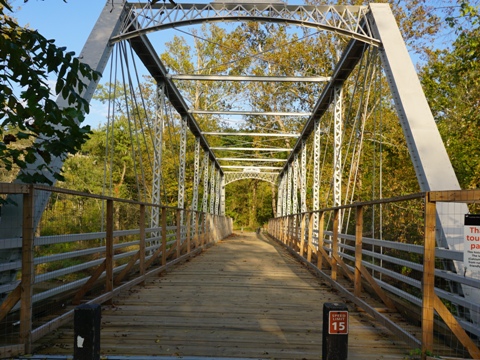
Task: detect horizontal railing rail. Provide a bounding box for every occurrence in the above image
[0,184,233,358]
[267,189,480,359]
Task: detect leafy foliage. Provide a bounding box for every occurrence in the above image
[421,25,480,189]
[0,0,99,184]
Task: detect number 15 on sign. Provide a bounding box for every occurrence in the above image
[329,311,349,334]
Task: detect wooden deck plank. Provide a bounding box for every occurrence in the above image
[34,233,414,359]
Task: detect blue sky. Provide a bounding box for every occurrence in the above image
[13,0,115,128]
[14,0,105,55]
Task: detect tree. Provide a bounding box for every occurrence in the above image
[421,26,480,189]
[0,0,99,184]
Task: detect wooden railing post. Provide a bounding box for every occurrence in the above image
[287,216,292,247]
[176,209,181,258]
[279,217,282,243]
[198,213,202,246]
[105,199,114,299]
[354,205,363,297]
[161,207,167,266]
[212,214,216,242]
[278,217,281,241]
[20,185,34,353]
[139,204,146,278]
[300,214,306,257]
[218,216,222,239]
[272,219,278,240]
[422,194,436,357]
[295,214,300,250]
[221,216,225,239]
[317,211,325,270]
[212,214,217,242]
[211,215,215,242]
[201,213,206,246]
[186,210,192,253]
[332,209,339,281]
[307,212,314,263]
[205,213,210,244]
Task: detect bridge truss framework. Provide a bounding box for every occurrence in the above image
[0,0,478,343]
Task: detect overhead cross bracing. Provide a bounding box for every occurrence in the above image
[112,3,381,46]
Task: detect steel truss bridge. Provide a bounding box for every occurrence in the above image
[0,1,479,359]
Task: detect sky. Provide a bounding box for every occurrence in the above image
[13,0,112,128]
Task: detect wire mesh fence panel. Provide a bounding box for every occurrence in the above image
[33,189,110,331]
[0,185,34,348]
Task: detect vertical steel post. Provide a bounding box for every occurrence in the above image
[292,153,299,215]
[333,84,343,210]
[191,137,201,213]
[301,139,307,213]
[191,137,201,234]
[209,160,216,214]
[202,151,209,213]
[220,174,225,216]
[178,116,187,215]
[287,164,292,215]
[313,118,321,241]
[151,83,165,245]
[292,154,299,249]
[277,175,283,217]
[215,169,221,215]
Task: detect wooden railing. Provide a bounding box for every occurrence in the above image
[0,184,232,358]
[268,190,480,359]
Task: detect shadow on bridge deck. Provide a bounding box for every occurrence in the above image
[33,232,412,359]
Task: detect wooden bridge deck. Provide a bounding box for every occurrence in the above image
[34,232,413,359]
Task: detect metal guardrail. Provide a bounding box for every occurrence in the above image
[0,184,233,358]
[268,190,480,359]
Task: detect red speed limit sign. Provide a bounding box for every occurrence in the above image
[328,310,349,334]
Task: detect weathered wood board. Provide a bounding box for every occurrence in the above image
[34,233,417,359]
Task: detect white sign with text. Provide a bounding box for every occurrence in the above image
[464,214,480,277]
